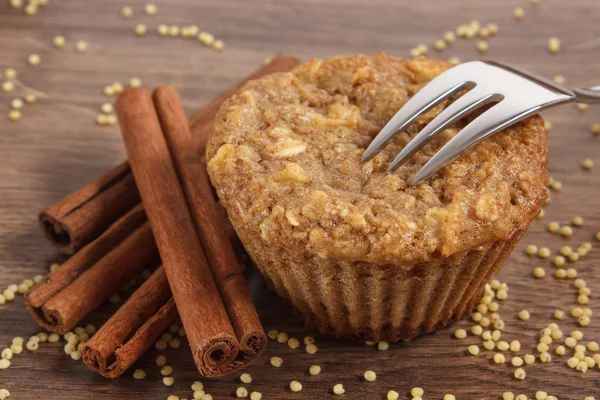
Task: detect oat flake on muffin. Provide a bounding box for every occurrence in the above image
[207,53,549,341]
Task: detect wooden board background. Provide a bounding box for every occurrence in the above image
[1,0,600,398]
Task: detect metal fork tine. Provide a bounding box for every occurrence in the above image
[386,89,500,172]
[361,80,472,162]
[411,101,542,184]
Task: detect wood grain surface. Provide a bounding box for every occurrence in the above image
[1,0,599,399]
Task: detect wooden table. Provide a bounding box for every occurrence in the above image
[1,0,599,398]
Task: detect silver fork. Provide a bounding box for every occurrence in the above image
[362,60,600,184]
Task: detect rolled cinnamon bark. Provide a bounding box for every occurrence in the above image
[154,86,266,369]
[118,88,241,377]
[38,55,301,254]
[82,267,177,378]
[38,163,140,254]
[25,204,159,334]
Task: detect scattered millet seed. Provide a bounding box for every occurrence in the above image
[28,54,41,66]
[433,39,446,51]
[537,343,550,353]
[444,31,456,43]
[592,123,600,136]
[555,345,566,356]
[169,25,180,37]
[548,37,560,54]
[572,330,584,340]
[50,263,60,272]
[121,6,133,18]
[492,330,502,342]
[493,353,506,364]
[538,247,551,258]
[411,388,425,397]
[8,110,21,122]
[135,24,147,36]
[365,341,375,346]
[75,41,88,52]
[496,289,507,300]
[476,40,488,53]
[524,354,535,364]
[503,392,515,400]
[378,341,389,351]
[0,359,10,369]
[576,361,588,372]
[468,345,480,355]
[309,365,321,375]
[2,81,15,93]
[484,340,496,351]
[236,387,248,398]
[387,390,400,400]
[129,77,142,88]
[333,384,345,395]
[26,341,39,351]
[160,365,173,376]
[537,209,545,219]
[1,349,13,360]
[287,337,300,349]
[579,316,591,326]
[289,381,302,392]
[488,302,499,312]
[560,226,573,237]
[240,373,252,384]
[270,357,282,367]
[191,381,204,391]
[472,312,483,322]
[155,340,167,350]
[145,3,157,15]
[512,356,524,367]
[588,341,599,351]
[306,344,318,354]
[536,392,547,400]
[448,57,460,66]
[163,376,175,386]
[568,253,579,263]
[169,339,180,349]
[555,269,567,279]
[267,330,278,340]
[514,368,526,380]
[533,267,546,278]
[10,345,22,355]
[510,340,521,352]
[582,158,593,170]
[213,40,225,51]
[156,355,167,366]
[167,396,179,400]
[471,325,483,336]
[4,68,16,80]
[560,246,572,256]
[567,357,579,368]
[364,370,377,382]
[573,216,584,226]
[540,352,552,363]
[578,295,590,305]
[250,392,262,400]
[276,332,288,343]
[454,329,467,339]
[585,356,595,368]
[0,389,9,400]
[513,7,525,19]
[158,24,169,36]
[578,103,589,112]
[303,336,315,345]
[477,304,488,314]
[525,244,538,255]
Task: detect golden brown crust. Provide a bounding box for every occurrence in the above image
[207,53,549,266]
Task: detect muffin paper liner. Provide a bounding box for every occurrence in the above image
[250,230,525,342]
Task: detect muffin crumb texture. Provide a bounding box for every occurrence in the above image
[208,53,548,265]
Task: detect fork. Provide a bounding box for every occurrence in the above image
[361,60,600,184]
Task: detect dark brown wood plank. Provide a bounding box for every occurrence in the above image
[1,0,599,399]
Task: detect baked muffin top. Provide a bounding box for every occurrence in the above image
[206,53,549,266]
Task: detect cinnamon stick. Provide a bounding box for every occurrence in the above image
[118,88,245,377]
[38,163,140,254]
[38,55,301,254]
[25,204,159,334]
[82,267,177,378]
[154,86,266,369]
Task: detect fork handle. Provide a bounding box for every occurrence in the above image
[573,86,600,104]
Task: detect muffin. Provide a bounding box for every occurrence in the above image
[206,53,549,342]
